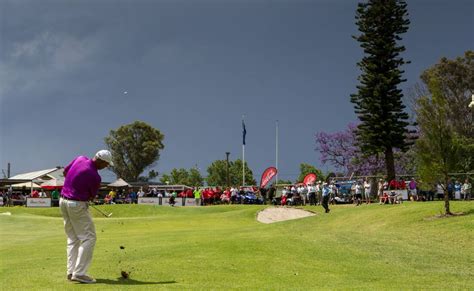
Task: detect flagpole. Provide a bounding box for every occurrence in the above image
[242,143,245,187]
[275,120,279,186]
[242,115,245,187]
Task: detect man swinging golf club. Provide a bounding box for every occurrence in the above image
[60,150,113,283]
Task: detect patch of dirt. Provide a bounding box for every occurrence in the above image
[121,270,130,279]
[257,207,316,224]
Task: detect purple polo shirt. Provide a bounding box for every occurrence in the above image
[61,156,101,201]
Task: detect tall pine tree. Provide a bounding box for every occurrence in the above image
[351,0,412,181]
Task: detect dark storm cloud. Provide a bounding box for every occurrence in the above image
[1,0,472,181]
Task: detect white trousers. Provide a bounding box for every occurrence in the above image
[60,198,96,276]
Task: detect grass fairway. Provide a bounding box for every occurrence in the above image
[0,202,473,290]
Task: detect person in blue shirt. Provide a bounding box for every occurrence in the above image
[321,182,331,213]
[454,180,462,200]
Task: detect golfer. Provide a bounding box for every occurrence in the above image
[60,150,113,283]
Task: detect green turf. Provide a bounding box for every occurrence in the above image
[0,202,473,290]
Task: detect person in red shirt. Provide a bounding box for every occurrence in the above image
[398,178,406,190]
[31,190,39,198]
[389,179,398,190]
[223,188,231,199]
[186,189,193,198]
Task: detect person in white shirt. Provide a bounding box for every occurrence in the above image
[39,189,47,198]
[462,179,472,200]
[137,188,145,198]
[363,179,371,204]
[329,182,336,205]
[316,182,322,205]
[378,179,384,204]
[436,183,445,200]
[355,182,362,206]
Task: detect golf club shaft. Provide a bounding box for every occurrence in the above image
[89,203,112,217]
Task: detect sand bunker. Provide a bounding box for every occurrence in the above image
[257,207,315,224]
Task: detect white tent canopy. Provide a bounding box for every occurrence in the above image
[108,178,131,188]
[11,182,42,189]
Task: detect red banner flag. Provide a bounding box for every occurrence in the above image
[260,167,278,188]
[303,173,317,185]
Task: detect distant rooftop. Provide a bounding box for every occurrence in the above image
[9,167,61,181]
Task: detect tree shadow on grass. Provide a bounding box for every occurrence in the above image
[95,278,177,285]
[462,208,474,216]
[424,208,474,220]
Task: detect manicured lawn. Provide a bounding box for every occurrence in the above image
[0,201,473,290]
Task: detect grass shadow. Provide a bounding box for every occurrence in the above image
[424,208,474,221]
[462,208,474,216]
[95,278,177,285]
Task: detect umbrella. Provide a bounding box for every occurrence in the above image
[40,179,64,189]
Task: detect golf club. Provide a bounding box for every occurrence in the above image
[89,203,113,217]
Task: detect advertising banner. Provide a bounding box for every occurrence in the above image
[303,173,317,185]
[26,198,51,208]
[260,167,278,188]
[138,197,159,205]
[184,198,197,206]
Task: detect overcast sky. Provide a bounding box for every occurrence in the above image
[0,0,472,182]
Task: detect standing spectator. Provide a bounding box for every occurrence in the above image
[39,189,47,198]
[193,188,202,206]
[447,180,454,199]
[51,188,60,200]
[363,178,371,204]
[307,184,316,206]
[6,186,13,207]
[129,188,137,204]
[186,188,193,198]
[408,178,417,201]
[436,182,445,200]
[31,189,39,198]
[397,178,406,190]
[389,179,398,190]
[108,189,116,203]
[329,182,337,205]
[462,179,472,200]
[60,149,113,283]
[258,187,267,204]
[321,182,330,213]
[354,181,362,206]
[378,179,384,205]
[454,180,462,200]
[426,182,435,201]
[314,182,320,205]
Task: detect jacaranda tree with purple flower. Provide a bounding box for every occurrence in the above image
[315,123,415,176]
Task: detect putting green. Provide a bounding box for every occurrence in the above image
[0,202,473,290]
